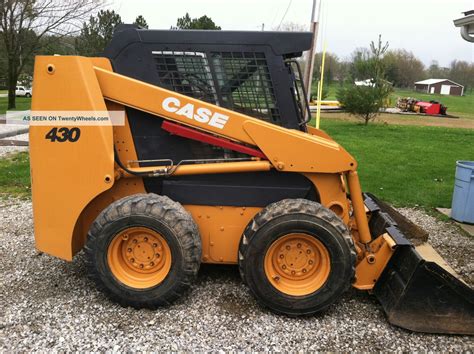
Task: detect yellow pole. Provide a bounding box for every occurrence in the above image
[315,42,327,129]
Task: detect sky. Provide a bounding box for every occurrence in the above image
[112,0,474,67]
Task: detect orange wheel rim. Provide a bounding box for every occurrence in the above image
[264,233,330,296]
[107,227,172,289]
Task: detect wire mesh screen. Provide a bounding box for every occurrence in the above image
[211,52,280,124]
[152,51,218,104]
[152,50,280,124]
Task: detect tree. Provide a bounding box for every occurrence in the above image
[0,0,101,109]
[383,49,425,88]
[175,13,221,30]
[75,10,122,57]
[312,52,341,84]
[449,60,474,93]
[275,22,308,32]
[133,15,148,29]
[426,60,450,79]
[349,47,372,80]
[0,38,7,88]
[337,35,393,125]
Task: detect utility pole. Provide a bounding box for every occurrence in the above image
[302,0,322,106]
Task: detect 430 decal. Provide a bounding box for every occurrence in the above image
[45,127,81,142]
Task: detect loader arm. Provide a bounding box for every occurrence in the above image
[93,66,357,174]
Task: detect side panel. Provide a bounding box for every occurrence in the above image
[30,56,114,260]
[185,205,261,264]
[143,171,318,207]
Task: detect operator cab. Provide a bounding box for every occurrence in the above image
[105,26,312,131]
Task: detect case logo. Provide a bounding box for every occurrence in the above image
[162,97,229,129]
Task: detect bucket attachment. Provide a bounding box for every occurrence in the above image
[364,194,474,335]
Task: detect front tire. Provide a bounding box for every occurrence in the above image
[239,199,356,315]
[85,194,201,308]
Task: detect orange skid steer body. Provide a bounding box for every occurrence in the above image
[29,28,473,335]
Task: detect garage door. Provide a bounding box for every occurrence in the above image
[441,85,451,95]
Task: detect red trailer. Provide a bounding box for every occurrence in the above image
[415,101,446,115]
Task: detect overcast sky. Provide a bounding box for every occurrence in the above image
[112,0,473,67]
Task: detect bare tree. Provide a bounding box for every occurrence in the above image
[0,0,102,109]
[273,22,308,32]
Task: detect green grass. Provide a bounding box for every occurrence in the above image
[0,96,31,115]
[318,119,474,208]
[0,90,7,94]
[0,152,31,198]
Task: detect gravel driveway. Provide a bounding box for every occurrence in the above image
[0,121,29,157]
[1,199,473,351]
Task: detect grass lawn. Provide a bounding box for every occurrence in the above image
[0,152,30,198]
[0,96,32,115]
[318,119,474,208]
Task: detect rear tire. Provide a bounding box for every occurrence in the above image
[85,193,201,308]
[238,199,356,315]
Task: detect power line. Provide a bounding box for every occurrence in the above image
[269,6,281,28]
[277,0,294,30]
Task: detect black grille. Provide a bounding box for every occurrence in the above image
[153,51,218,104]
[211,52,280,123]
[152,51,280,124]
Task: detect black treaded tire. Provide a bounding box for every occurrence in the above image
[85,193,201,308]
[238,198,356,315]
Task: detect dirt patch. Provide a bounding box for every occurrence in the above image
[322,112,474,129]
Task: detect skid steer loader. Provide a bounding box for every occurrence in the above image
[29,26,473,335]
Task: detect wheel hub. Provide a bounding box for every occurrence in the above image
[122,231,166,273]
[107,226,172,289]
[264,233,331,296]
[276,239,318,279]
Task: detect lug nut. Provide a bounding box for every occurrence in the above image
[273,276,280,282]
[291,270,296,275]
[156,253,160,258]
[153,243,158,248]
[306,249,311,254]
[130,258,135,263]
[309,260,313,265]
[150,262,154,266]
[144,237,148,242]
[133,239,137,244]
[282,265,286,269]
[279,254,284,259]
[127,248,132,252]
[286,245,291,250]
[297,243,302,248]
[302,268,307,273]
[122,234,129,240]
[139,264,144,269]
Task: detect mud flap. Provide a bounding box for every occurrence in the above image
[364,193,474,335]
